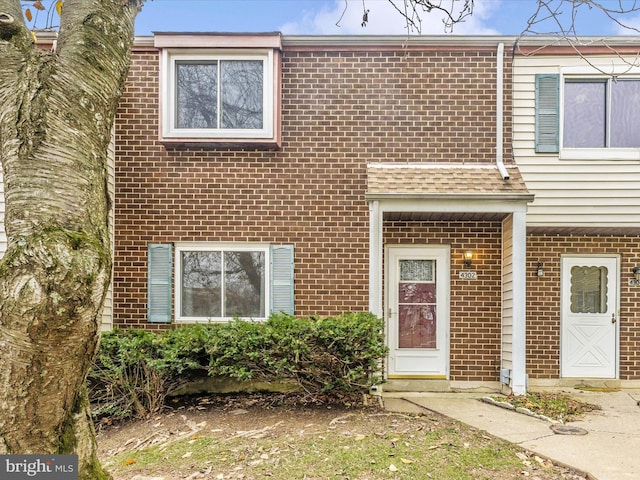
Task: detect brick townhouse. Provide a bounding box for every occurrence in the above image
[2,33,640,394]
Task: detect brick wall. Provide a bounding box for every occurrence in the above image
[384,220,503,382]
[527,234,640,380]
[113,42,510,330]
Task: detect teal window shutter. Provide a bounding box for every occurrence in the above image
[535,74,560,153]
[270,244,294,315]
[148,244,172,323]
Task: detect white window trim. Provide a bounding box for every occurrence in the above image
[559,65,640,161]
[175,242,271,323]
[161,49,275,141]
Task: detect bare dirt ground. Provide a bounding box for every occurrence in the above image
[97,394,588,480]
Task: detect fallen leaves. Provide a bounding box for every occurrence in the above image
[99,396,588,480]
[227,421,284,440]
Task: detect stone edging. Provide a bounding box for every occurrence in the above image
[481,396,560,424]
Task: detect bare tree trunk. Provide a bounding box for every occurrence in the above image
[0,1,142,478]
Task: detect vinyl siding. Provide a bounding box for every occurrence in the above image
[513,55,640,228]
[501,214,513,373]
[101,130,115,331]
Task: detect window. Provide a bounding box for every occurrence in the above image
[175,58,264,130]
[160,49,278,144]
[535,73,640,156]
[147,243,294,324]
[177,244,268,321]
[564,79,640,148]
[570,265,608,314]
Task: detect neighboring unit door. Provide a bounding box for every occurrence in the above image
[561,256,618,378]
[387,246,450,378]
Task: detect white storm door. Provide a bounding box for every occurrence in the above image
[387,246,449,378]
[561,256,618,378]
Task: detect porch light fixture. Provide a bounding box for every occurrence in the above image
[633,266,640,281]
[536,262,544,277]
[463,251,474,268]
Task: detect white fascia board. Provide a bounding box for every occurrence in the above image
[372,196,533,213]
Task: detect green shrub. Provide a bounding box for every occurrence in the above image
[89,312,386,420]
[88,329,165,420]
[205,313,387,396]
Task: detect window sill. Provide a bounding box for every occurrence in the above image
[560,148,640,161]
[175,317,268,324]
[160,137,281,151]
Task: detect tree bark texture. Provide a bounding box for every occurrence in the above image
[0,1,142,478]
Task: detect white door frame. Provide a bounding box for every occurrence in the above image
[560,254,619,379]
[385,245,450,378]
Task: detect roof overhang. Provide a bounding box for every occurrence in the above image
[366,192,535,202]
[366,163,534,214]
[153,32,282,49]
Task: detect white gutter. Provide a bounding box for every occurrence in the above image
[496,42,509,180]
[282,34,518,47]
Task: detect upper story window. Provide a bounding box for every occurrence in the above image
[535,72,640,159]
[156,33,281,147]
[166,51,272,138]
[564,79,640,148]
[176,58,264,130]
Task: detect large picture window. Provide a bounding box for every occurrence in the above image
[161,50,275,142]
[176,245,268,321]
[564,78,640,148]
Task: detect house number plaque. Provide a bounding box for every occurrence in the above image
[459,271,477,280]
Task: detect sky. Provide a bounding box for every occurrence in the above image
[132,0,640,37]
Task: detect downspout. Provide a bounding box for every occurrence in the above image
[496,42,509,180]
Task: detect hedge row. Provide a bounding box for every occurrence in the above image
[88,312,386,419]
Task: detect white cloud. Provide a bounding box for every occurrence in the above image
[615,14,640,35]
[281,0,502,35]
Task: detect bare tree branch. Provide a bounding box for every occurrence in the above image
[522,0,640,38]
[337,0,474,33]
[357,0,640,72]
[377,0,474,33]
[517,0,640,73]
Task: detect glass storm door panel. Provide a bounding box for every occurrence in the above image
[387,246,449,378]
[561,256,618,379]
[398,261,437,348]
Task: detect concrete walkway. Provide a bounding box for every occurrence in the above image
[383,389,640,480]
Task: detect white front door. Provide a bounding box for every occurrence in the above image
[387,246,450,378]
[561,256,618,378]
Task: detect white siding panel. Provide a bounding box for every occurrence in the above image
[0,163,6,259]
[101,130,115,332]
[532,195,640,205]
[512,98,534,110]
[501,215,514,373]
[514,54,640,228]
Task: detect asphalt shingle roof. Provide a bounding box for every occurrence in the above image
[366,163,531,197]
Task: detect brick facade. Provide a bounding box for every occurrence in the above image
[112,36,640,385]
[384,220,503,382]
[113,41,510,337]
[527,234,640,381]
